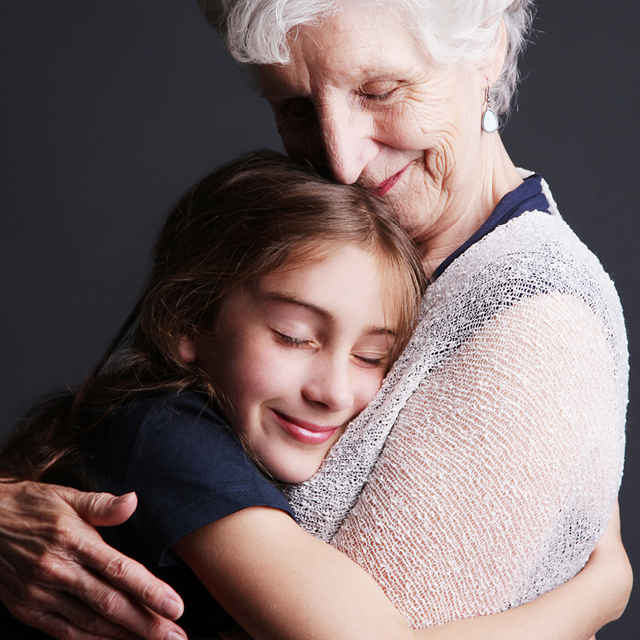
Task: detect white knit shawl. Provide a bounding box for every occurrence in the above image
[285,179,628,626]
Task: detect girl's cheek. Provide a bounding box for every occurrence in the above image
[356,370,386,409]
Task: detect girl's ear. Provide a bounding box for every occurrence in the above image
[177,337,197,364]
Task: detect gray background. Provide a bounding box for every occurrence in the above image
[1,2,638,637]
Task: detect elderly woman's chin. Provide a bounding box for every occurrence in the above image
[257,4,521,266]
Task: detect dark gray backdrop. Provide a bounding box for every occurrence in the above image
[1,2,638,637]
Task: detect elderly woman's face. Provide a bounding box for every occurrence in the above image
[259,6,490,247]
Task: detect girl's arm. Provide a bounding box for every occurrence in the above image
[173,501,631,640]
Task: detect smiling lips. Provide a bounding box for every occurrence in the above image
[370,164,409,196]
[271,409,342,445]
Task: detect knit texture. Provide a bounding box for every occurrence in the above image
[285,181,627,626]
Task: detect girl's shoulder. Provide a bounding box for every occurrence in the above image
[82,391,295,568]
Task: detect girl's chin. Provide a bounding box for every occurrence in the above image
[269,459,323,485]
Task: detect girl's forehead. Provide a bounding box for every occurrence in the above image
[268,244,406,324]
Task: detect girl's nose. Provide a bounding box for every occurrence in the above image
[302,355,355,413]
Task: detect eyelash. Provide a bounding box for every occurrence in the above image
[276,332,389,367]
[361,91,393,101]
[358,83,400,103]
[281,85,397,119]
[276,332,311,347]
[354,354,385,366]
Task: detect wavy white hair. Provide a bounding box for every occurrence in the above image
[197,0,535,116]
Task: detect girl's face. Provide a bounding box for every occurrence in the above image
[192,245,397,483]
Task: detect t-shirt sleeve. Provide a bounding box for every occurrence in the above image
[121,394,295,567]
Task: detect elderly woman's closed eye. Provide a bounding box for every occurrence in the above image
[217,1,531,275]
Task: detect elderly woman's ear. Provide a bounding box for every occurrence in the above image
[483,19,509,89]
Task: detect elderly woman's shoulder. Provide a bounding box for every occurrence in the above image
[420,209,626,365]
[438,210,617,302]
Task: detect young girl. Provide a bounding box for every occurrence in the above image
[0,152,626,640]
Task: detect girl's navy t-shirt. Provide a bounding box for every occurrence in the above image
[86,392,293,637]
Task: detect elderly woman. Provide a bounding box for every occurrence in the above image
[0,1,630,639]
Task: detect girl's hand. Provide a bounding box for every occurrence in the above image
[583,500,632,621]
[0,480,186,640]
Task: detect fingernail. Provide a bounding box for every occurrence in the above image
[165,631,187,640]
[111,492,135,505]
[162,595,184,619]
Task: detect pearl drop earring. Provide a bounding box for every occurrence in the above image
[481,86,498,133]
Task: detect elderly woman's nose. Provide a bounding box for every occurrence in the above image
[317,106,378,185]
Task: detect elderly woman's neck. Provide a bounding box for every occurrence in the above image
[419,136,523,277]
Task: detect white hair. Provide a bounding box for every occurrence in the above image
[196,0,535,115]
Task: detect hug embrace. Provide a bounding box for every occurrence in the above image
[0,1,631,640]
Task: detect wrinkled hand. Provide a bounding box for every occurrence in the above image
[0,481,186,640]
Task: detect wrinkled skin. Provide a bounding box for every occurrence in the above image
[0,482,186,640]
[258,6,522,274]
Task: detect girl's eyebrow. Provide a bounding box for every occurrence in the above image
[262,291,396,337]
[262,291,330,319]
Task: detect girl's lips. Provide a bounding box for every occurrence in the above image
[271,410,341,445]
[370,164,409,196]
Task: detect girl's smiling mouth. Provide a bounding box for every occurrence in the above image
[271,409,343,445]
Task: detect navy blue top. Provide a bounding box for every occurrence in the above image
[0,392,295,638]
[432,174,551,280]
[84,392,295,637]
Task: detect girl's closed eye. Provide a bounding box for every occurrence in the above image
[351,334,396,369]
[352,351,390,367]
[267,315,319,350]
[275,331,313,348]
[196,246,403,485]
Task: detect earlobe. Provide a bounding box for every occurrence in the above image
[177,337,198,364]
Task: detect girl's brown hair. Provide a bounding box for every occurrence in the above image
[0,151,426,485]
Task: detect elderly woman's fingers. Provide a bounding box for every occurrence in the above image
[583,500,632,622]
[22,611,144,640]
[6,586,147,640]
[588,500,625,562]
[0,536,187,640]
[0,481,186,640]
[598,500,621,549]
[65,489,140,528]
[60,488,184,620]
[59,562,187,640]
